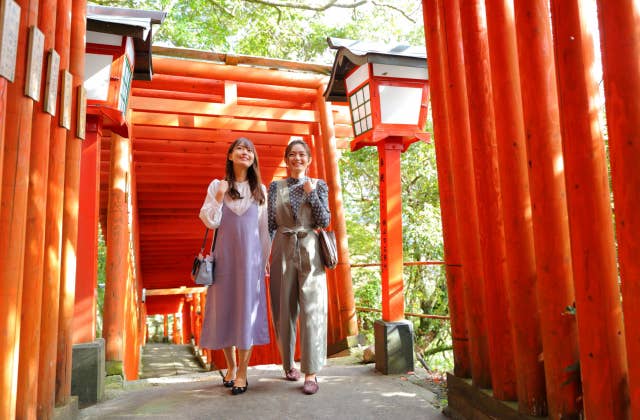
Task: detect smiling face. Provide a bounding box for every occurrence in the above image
[285,142,312,177]
[228,140,256,169]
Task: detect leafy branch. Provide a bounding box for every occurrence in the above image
[241,0,417,22]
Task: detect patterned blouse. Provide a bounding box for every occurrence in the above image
[268,176,331,237]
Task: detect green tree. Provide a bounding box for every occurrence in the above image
[89,0,425,62]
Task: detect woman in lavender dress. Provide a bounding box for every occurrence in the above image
[199,137,271,395]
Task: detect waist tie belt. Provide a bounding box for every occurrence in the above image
[280,226,313,266]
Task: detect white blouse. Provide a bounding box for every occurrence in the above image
[199,179,271,267]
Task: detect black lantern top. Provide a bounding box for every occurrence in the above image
[323,37,427,103]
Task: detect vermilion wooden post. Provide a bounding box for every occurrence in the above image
[308,131,339,345]
[377,138,404,322]
[422,0,470,379]
[513,1,580,417]
[551,1,629,418]
[440,0,491,388]
[56,0,86,406]
[183,299,192,344]
[458,0,516,400]
[164,314,169,340]
[596,0,640,414]
[124,264,139,379]
[73,114,103,344]
[316,89,358,338]
[189,300,196,343]
[17,0,55,417]
[484,0,547,414]
[103,132,130,374]
[195,293,204,345]
[141,304,148,346]
[38,0,71,416]
[0,1,37,418]
[132,165,144,375]
[173,313,179,344]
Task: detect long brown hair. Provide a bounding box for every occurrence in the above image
[225,137,265,204]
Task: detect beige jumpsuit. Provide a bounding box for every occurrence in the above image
[269,180,328,375]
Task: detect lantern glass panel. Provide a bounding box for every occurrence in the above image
[84,53,112,101]
[378,85,422,125]
[118,55,133,114]
[348,83,373,136]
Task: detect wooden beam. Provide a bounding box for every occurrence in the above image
[131,139,287,154]
[152,55,328,89]
[130,126,298,144]
[131,111,312,135]
[145,286,207,296]
[130,96,318,122]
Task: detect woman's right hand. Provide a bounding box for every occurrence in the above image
[216,180,229,202]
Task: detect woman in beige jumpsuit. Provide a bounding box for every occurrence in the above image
[268,139,330,395]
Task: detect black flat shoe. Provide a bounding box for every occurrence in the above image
[223,379,235,388]
[231,380,248,395]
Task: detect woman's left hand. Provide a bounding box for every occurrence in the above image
[303,179,317,194]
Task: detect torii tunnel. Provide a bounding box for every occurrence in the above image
[1,1,640,420]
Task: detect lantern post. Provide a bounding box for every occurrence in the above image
[325,38,430,374]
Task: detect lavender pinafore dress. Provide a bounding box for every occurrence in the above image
[200,203,269,350]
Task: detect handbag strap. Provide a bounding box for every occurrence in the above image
[199,227,219,254]
[199,228,210,252]
[210,228,219,253]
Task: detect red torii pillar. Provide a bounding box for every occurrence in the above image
[514,0,580,417]
[458,0,516,400]
[17,0,57,417]
[0,1,37,418]
[316,89,358,342]
[163,314,169,340]
[102,132,131,376]
[182,298,192,344]
[440,0,491,388]
[550,1,629,418]
[56,0,86,407]
[306,130,341,347]
[484,0,546,415]
[39,0,71,416]
[422,0,470,379]
[73,114,103,344]
[596,0,640,414]
[172,313,180,344]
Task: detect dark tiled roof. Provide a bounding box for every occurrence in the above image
[86,5,166,81]
[324,37,427,102]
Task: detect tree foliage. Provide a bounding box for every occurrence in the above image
[89,0,425,62]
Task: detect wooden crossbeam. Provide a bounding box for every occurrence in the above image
[144,286,207,296]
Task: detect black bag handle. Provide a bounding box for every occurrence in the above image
[200,227,219,254]
[210,228,218,254]
[199,228,210,252]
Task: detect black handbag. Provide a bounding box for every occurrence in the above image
[191,228,219,285]
[318,228,338,269]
